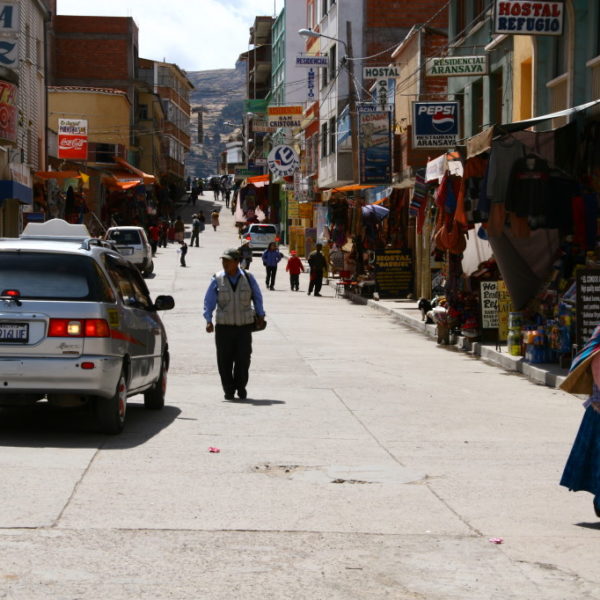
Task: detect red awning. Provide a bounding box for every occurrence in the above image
[35,170,81,180]
[113,156,156,185]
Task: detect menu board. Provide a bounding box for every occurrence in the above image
[374,248,413,298]
[576,268,600,346]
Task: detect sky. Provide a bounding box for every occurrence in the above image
[56,0,282,72]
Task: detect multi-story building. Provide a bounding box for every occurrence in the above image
[138,59,193,186]
[0,0,49,236]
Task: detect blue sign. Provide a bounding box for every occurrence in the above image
[359,111,392,185]
[412,102,459,148]
[296,55,328,67]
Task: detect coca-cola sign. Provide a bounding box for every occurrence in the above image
[58,118,88,160]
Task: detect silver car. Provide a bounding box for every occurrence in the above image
[241,223,279,253]
[0,219,174,434]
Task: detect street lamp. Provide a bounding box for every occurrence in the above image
[299,24,359,183]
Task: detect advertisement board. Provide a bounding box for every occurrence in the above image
[359,110,391,185]
[0,79,17,144]
[494,1,564,36]
[58,118,88,160]
[426,56,488,76]
[267,145,300,177]
[296,55,328,68]
[375,249,413,299]
[412,102,459,148]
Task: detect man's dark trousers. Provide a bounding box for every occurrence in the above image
[215,324,253,396]
[308,270,323,294]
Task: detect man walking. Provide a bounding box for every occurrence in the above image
[190,214,201,247]
[307,243,327,296]
[204,248,265,400]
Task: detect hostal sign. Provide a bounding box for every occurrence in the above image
[494,1,564,36]
[426,56,488,77]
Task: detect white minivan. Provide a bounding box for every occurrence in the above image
[241,223,279,253]
[105,226,154,276]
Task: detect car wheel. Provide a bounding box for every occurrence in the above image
[96,369,127,434]
[144,356,167,410]
[143,260,154,277]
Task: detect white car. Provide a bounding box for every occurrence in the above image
[105,226,154,276]
[0,219,174,434]
[242,223,279,253]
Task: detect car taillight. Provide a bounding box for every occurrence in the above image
[275,237,280,242]
[245,236,251,240]
[1,289,20,297]
[48,319,110,338]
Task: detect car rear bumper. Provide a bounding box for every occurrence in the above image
[0,355,123,400]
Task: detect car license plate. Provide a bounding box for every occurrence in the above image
[118,247,134,255]
[0,323,29,343]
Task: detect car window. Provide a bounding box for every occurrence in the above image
[104,256,151,308]
[108,230,141,245]
[252,225,277,234]
[0,252,114,301]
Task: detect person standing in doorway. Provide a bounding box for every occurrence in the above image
[286,250,304,291]
[307,243,327,296]
[203,248,265,400]
[262,242,283,290]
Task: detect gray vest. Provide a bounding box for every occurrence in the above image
[215,271,255,326]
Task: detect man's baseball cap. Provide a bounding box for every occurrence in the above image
[221,248,241,261]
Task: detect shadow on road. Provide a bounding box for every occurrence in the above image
[224,398,286,406]
[575,521,600,530]
[0,401,181,448]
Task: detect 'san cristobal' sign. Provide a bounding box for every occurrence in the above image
[494,1,564,36]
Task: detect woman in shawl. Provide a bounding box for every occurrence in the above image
[560,325,600,516]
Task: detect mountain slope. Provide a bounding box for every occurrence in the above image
[186,62,246,178]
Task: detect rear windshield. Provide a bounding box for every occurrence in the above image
[0,252,114,301]
[107,230,142,245]
[251,225,277,234]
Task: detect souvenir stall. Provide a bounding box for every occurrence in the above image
[235,174,272,228]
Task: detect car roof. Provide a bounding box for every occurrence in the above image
[0,236,123,259]
[106,226,145,231]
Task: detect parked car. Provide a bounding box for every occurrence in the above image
[241,223,279,253]
[0,219,175,434]
[105,226,153,276]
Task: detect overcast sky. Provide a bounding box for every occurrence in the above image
[56,0,282,72]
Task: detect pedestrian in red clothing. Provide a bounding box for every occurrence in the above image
[148,223,160,255]
[286,250,304,291]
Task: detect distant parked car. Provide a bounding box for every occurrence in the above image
[241,223,279,253]
[105,226,153,276]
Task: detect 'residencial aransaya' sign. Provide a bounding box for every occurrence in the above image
[494,1,564,36]
[426,56,488,77]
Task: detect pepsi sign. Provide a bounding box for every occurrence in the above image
[412,102,459,148]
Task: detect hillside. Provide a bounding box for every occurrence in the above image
[186,62,246,178]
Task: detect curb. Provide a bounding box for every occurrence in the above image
[340,288,567,390]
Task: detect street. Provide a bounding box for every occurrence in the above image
[0,196,598,599]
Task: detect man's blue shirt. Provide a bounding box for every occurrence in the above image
[203,268,265,323]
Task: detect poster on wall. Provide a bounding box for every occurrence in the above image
[0,79,17,144]
[576,269,600,346]
[374,248,413,299]
[480,281,499,329]
[58,118,88,160]
[494,1,564,36]
[359,110,391,185]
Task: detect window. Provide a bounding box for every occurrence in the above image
[329,117,336,154]
[490,69,504,126]
[138,104,148,120]
[552,34,567,78]
[321,61,328,89]
[0,253,113,302]
[471,79,484,134]
[329,44,337,84]
[455,0,466,39]
[321,122,328,157]
[321,0,328,18]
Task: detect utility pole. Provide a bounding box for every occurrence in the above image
[346,20,360,184]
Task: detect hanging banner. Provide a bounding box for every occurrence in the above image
[58,118,88,160]
[412,102,459,148]
[576,269,600,346]
[359,110,392,185]
[494,1,564,36]
[306,68,316,102]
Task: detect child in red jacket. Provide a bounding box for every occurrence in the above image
[286,250,304,291]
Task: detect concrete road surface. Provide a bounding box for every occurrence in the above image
[0,196,598,599]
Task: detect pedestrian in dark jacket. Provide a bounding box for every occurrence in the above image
[262,242,283,290]
[179,240,188,267]
[307,243,327,296]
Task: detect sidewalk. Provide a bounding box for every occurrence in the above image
[334,287,569,389]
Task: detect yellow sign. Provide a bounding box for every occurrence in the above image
[107,309,120,328]
[497,280,512,342]
[267,105,303,116]
[299,202,312,219]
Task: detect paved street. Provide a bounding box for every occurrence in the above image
[0,196,599,599]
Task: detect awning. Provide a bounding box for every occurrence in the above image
[102,171,145,191]
[245,173,270,188]
[329,184,375,192]
[113,156,156,185]
[0,180,33,206]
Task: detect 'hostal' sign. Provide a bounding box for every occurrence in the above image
[494,1,564,36]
